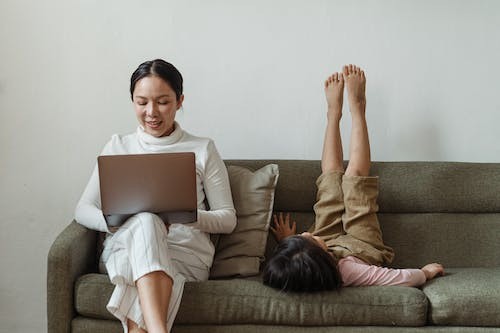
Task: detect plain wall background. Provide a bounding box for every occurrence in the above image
[1,0,499,332]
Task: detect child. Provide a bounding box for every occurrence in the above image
[263,65,444,292]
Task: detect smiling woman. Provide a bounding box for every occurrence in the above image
[130,61,185,138]
[74,59,237,333]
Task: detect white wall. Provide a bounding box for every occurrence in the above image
[1,0,499,332]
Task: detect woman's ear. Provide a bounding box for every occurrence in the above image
[177,94,185,110]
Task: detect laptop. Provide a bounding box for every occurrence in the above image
[98,152,197,227]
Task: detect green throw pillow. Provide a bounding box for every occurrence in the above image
[210,164,279,278]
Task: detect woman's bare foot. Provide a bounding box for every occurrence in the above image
[343,64,366,114]
[324,72,344,122]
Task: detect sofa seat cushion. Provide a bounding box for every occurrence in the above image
[422,268,500,326]
[75,273,427,326]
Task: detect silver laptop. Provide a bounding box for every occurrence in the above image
[98,152,197,227]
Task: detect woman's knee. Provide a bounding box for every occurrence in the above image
[125,212,167,234]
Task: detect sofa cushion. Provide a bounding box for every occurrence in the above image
[224,160,500,214]
[378,213,500,269]
[75,273,427,326]
[422,268,500,326]
[210,164,279,278]
[75,275,115,320]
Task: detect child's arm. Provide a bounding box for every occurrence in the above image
[339,256,444,287]
[270,213,297,242]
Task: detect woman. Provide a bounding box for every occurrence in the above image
[263,64,444,292]
[75,59,237,333]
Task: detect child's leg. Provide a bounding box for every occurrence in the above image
[344,64,369,177]
[341,65,394,265]
[322,72,344,174]
[312,73,345,239]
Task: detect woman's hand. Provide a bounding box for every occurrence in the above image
[270,212,297,242]
[421,263,445,280]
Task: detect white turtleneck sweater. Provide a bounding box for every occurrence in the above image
[75,122,237,267]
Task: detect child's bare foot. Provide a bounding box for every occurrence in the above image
[343,64,366,113]
[324,72,344,121]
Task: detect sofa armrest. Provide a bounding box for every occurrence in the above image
[47,221,97,333]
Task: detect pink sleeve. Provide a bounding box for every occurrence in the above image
[338,256,427,287]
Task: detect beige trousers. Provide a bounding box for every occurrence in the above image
[311,171,394,266]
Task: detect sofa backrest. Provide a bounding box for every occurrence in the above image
[225,160,500,269]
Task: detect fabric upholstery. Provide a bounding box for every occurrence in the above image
[423,268,500,326]
[75,273,427,326]
[225,160,321,212]
[172,326,500,333]
[48,161,500,333]
[377,213,500,269]
[210,164,279,278]
[72,319,500,333]
[225,160,500,213]
[47,222,97,333]
[72,317,121,333]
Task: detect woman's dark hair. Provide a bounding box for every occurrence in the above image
[130,59,183,100]
[263,235,342,292]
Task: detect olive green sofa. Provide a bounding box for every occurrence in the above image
[47,161,500,333]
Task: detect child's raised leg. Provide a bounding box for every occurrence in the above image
[322,72,344,174]
[312,73,345,240]
[341,65,394,265]
[344,64,370,177]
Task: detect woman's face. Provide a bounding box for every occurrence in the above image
[132,75,184,137]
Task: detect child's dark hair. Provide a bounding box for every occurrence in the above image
[263,235,342,292]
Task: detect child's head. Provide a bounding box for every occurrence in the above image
[263,235,342,292]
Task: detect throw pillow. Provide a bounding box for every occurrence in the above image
[210,164,279,278]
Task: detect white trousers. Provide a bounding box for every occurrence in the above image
[100,212,209,333]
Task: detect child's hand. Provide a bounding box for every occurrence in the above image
[421,263,445,280]
[270,212,297,242]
